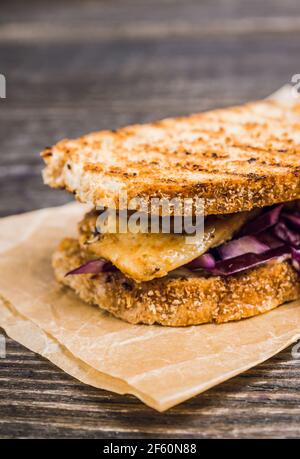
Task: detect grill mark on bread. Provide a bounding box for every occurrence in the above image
[42,99,300,216]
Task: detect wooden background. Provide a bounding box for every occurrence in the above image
[1,0,300,438]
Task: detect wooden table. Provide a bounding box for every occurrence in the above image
[1,0,300,439]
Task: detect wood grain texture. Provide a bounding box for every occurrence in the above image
[0,0,300,439]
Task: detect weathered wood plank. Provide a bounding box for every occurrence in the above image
[1,333,300,438]
[1,0,300,439]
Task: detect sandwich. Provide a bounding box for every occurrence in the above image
[41,96,300,326]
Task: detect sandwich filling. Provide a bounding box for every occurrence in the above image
[67,200,300,282]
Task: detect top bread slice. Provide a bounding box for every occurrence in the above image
[41,99,300,216]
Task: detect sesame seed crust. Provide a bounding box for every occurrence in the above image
[52,238,300,327]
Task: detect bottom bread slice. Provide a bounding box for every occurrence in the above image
[52,238,300,327]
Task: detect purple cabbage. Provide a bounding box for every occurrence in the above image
[186,253,216,270]
[210,245,290,277]
[66,259,114,277]
[218,235,269,260]
[291,248,300,272]
[239,204,283,236]
[256,231,284,249]
[282,212,300,232]
[273,221,300,247]
[187,203,300,277]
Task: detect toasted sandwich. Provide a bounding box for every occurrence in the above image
[42,96,300,326]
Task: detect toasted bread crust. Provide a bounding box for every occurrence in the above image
[42,99,300,216]
[52,238,300,326]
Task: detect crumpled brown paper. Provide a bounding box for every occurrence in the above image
[0,202,300,411]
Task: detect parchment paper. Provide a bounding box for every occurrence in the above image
[0,202,300,411]
[0,86,299,412]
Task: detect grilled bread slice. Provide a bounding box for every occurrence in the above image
[42,99,300,216]
[52,238,300,327]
